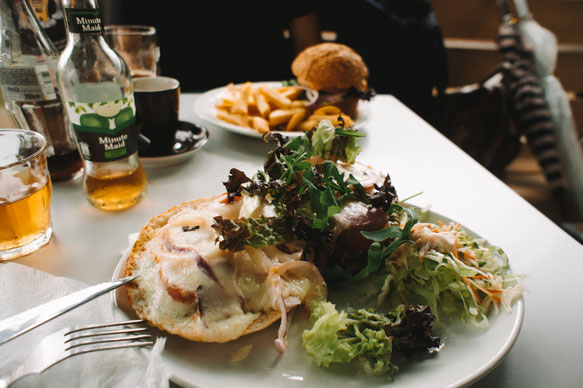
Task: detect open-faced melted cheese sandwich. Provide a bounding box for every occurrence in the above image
[124,120,396,351]
[124,193,327,351]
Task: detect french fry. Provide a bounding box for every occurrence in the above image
[215,82,356,134]
[297,119,318,132]
[215,101,234,110]
[216,110,245,127]
[240,114,252,128]
[307,114,339,123]
[286,110,306,131]
[277,86,303,100]
[230,99,247,115]
[290,100,309,108]
[313,105,341,115]
[252,116,270,133]
[258,86,292,109]
[230,82,253,115]
[269,108,303,126]
[253,91,271,118]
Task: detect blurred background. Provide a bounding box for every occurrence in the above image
[432,0,583,229]
[1,0,582,237]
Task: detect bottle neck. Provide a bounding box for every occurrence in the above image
[1,0,36,27]
[61,0,105,42]
[60,0,101,9]
[0,0,59,62]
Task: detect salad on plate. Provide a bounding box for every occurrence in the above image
[121,117,524,382]
[212,120,524,378]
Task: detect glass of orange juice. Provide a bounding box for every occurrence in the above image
[0,129,52,260]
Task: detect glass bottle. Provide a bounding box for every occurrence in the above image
[30,0,68,53]
[57,0,147,211]
[0,0,83,182]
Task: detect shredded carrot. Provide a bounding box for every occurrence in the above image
[451,234,460,260]
[438,220,444,227]
[462,277,482,304]
[453,222,461,231]
[470,278,502,303]
[461,250,476,260]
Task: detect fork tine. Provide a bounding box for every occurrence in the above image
[65,327,148,343]
[66,319,146,335]
[3,320,154,387]
[65,319,153,352]
[69,340,155,357]
[66,334,153,351]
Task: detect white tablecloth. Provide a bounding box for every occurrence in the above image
[8,94,583,387]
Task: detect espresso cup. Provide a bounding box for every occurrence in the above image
[134,76,180,156]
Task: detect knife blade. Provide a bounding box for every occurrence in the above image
[0,275,138,345]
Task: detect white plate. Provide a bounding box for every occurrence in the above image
[111,208,523,388]
[193,81,371,138]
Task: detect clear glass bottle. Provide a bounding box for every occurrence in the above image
[30,0,68,53]
[57,0,147,211]
[0,0,83,182]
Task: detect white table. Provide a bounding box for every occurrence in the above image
[11,94,583,387]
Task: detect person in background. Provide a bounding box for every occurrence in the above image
[104,1,321,92]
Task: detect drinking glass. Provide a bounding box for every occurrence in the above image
[0,129,53,260]
[104,25,160,79]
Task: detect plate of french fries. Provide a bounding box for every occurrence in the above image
[194,81,369,138]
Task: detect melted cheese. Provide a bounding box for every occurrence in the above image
[134,195,325,343]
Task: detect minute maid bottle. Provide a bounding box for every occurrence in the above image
[66,97,136,161]
[57,0,147,211]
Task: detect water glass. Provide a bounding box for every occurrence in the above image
[104,25,160,79]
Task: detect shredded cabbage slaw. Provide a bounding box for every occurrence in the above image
[379,216,523,329]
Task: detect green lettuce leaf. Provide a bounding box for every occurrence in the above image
[311,120,364,163]
[302,301,440,377]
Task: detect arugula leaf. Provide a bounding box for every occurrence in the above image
[214,123,401,277]
[361,225,403,242]
[401,207,419,237]
[347,242,383,283]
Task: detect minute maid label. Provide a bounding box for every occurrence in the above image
[65,8,103,33]
[65,95,138,162]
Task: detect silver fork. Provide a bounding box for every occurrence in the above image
[0,319,153,387]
